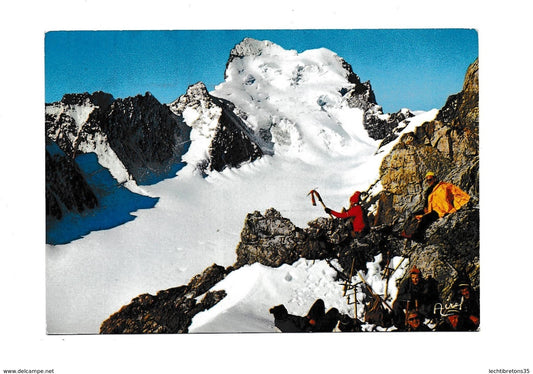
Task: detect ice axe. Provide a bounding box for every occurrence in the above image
[308,189,332,217]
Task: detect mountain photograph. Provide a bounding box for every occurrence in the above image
[5,0,533,369]
[44,30,481,337]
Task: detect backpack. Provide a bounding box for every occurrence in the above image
[364,295,393,327]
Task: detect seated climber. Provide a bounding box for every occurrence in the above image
[324,191,369,238]
[269,304,309,332]
[449,275,480,329]
[337,313,363,332]
[392,266,440,330]
[269,299,341,333]
[405,310,431,332]
[435,303,478,332]
[402,171,470,241]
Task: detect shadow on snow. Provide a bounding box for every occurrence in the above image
[46,153,160,245]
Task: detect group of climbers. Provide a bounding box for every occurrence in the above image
[393,266,479,332]
[269,170,478,332]
[269,268,479,333]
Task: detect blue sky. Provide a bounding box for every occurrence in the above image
[45,29,478,113]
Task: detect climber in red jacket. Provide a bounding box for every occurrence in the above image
[324,191,369,238]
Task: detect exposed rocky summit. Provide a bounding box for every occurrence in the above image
[337,57,415,142]
[45,92,112,158]
[46,91,191,185]
[60,91,114,109]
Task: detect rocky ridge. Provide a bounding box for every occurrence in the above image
[46,91,191,185]
[100,264,228,333]
[45,91,191,231]
[168,82,266,174]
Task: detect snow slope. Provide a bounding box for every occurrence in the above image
[188,256,408,333]
[46,39,439,334]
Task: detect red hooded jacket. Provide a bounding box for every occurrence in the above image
[329,191,366,233]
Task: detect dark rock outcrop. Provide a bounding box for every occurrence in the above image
[90,92,191,184]
[100,264,228,334]
[60,91,114,109]
[338,58,415,142]
[208,96,264,172]
[234,208,306,268]
[45,139,98,221]
[234,208,396,274]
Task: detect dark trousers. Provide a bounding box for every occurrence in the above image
[402,211,439,241]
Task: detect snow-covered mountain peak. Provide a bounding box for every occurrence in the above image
[223,39,351,91]
[214,39,380,159]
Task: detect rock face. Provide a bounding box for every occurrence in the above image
[100,264,228,333]
[234,209,306,268]
[374,59,480,298]
[46,91,191,185]
[376,59,479,227]
[45,139,98,221]
[234,208,392,275]
[91,92,191,184]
